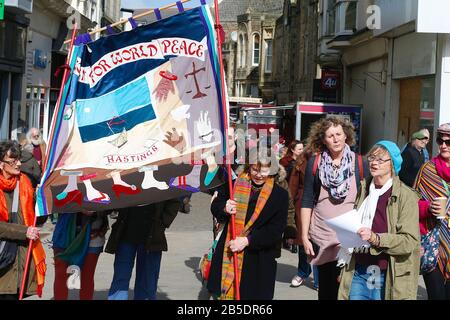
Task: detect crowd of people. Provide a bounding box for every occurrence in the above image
[1,119,449,301]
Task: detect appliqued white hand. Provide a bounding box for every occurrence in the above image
[196,111,213,142]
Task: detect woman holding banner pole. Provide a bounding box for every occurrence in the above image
[207,150,288,299]
[0,140,46,300]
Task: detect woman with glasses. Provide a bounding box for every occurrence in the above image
[338,141,420,300]
[414,123,450,300]
[300,117,368,300]
[207,150,289,300]
[0,140,46,300]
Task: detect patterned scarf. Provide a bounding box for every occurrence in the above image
[0,173,47,297]
[319,144,354,201]
[415,158,450,279]
[220,173,274,300]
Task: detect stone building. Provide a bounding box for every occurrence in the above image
[218,0,283,102]
[0,1,31,140]
[273,0,319,105]
[323,0,450,154]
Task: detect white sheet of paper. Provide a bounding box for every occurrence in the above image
[325,209,369,249]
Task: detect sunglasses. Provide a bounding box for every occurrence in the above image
[436,137,450,146]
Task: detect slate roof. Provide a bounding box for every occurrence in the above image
[218,0,283,22]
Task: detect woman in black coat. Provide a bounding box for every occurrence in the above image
[207,157,289,300]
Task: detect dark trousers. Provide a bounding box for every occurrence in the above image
[423,268,450,300]
[317,260,340,300]
[297,246,319,288]
[0,293,30,300]
[0,293,20,300]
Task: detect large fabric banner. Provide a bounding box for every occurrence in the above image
[36,6,225,216]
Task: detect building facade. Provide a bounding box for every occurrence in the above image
[273,0,319,105]
[218,0,283,103]
[0,0,31,140]
[22,0,104,142]
[323,0,450,154]
[0,0,122,141]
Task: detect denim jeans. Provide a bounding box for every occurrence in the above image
[349,264,386,300]
[108,243,162,300]
[297,246,319,288]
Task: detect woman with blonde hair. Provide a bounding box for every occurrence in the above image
[299,116,368,300]
[338,141,420,300]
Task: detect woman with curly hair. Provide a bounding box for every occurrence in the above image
[299,116,368,300]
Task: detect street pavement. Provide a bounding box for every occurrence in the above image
[27,192,427,300]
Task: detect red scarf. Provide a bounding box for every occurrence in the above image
[0,173,46,297]
[434,155,450,183]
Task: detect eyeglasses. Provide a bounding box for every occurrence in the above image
[250,167,271,177]
[1,158,20,166]
[436,137,450,146]
[367,156,391,164]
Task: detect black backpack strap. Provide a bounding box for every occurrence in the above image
[312,154,321,204]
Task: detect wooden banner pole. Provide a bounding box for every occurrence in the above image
[63,0,192,44]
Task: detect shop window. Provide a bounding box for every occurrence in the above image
[419,77,435,156]
[0,20,26,60]
[26,86,49,137]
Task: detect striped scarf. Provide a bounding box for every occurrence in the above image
[415,159,450,279]
[220,173,274,300]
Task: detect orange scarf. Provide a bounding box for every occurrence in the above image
[0,173,46,297]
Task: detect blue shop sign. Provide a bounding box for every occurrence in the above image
[33,49,48,69]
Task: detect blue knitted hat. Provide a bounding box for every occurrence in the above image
[375,140,403,175]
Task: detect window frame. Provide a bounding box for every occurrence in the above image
[252,32,260,66]
[264,39,273,74]
[335,0,357,35]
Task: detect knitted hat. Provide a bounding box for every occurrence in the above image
[437,123,450,135]
[375,140,403,175]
